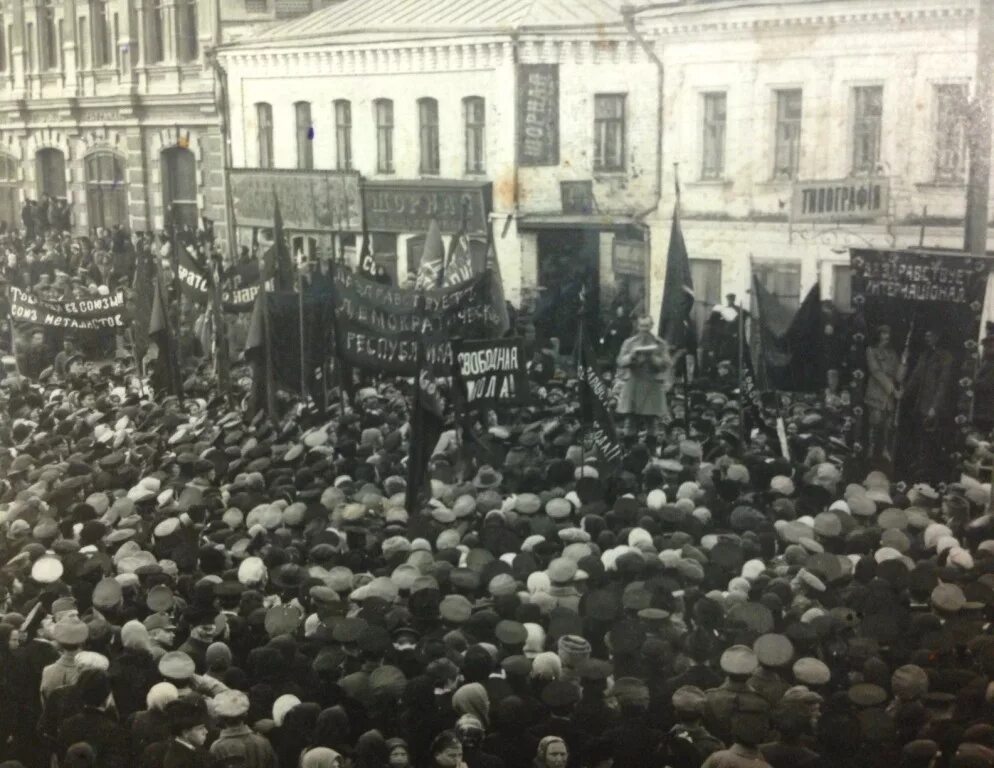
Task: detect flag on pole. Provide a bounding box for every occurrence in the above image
[484,222,511,336]
[576,289,623,467]
[244,287,277,422]
[405,299,447,510]
[658,184,696,355]
[442,212,474,288]
[358,232,377,279]
[264,190,295,292]
[149,267,184,400]
[131,246,155,365]
[753,276,822,391]
[414,220,445,291]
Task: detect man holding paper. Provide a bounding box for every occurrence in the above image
[616,315,673,434]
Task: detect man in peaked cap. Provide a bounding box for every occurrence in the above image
[664,685,725,768]
[705,645,769,745]
[210,689,277,767]
[41,616,90,704]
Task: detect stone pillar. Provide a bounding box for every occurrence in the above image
[10,0,26,98]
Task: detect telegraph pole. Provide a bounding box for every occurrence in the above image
[965,0,994,256]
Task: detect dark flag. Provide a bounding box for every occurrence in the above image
[414,220,445,291]
[264,191,295,292]
[753,276,822,391]
[405,301,447,510]
[358,232,377,279]
[244,288,277,422]
[149,266,183,400]
[575,303,623,467]
[131,246,155,365]
[325,262,356,403]
[658,189,696,355]
[442,213,473,288]
[484,223,511,337]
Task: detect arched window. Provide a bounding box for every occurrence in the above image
[256,102,273,168]
[0,155,19,230]
[463,96,485,174]
[161,146,197,227]
[85,152,127,229]
[36,148,66,199]
[418,97,439,175]
[334,99,352,171]
[295,101,312,170]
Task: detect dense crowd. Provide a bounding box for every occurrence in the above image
[4,217,994,768]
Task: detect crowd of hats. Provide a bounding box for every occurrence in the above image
[4,352,994,768]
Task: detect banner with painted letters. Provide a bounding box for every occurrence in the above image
[330,266,503,376]
[454,338,528,406]
[9,286,126,330]
[177,249,268,313]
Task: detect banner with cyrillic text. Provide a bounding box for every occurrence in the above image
[454,338,528,406]
[330,267,503,376]
[177,249,267,313]
[9,286,126,330]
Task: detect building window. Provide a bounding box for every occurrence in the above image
[295,101,313,170]
[773,89,802,180]
[256,102,273,169]
[148,0,164,63]
[594,94,625,172]
[40,0,57,70]
[85,152,127,229]
[6,24,12,74]
[753,260,801,314]
[161,146,197,227]
[25,22,33,73]
[935,83,968,182]
[0,17,6,73]
[113,13,120,67]
[852,85,883,174]
[418,97,440,175]
[0,155,19,229]
[334,99,352,171]
[374,98,394,174]
[176,0,197,62]
[36,149,67,200]
[701,91,727,180]
[77,17,87,69]
[832,264,853,313]
[91,0,110,67]
[464,96,485,174]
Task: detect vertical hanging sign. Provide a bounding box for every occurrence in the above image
[517,64,560,166]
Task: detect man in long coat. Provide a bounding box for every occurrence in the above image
[616,315,673,434]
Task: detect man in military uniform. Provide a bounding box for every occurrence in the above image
[705,645,770,746]
[902,329,953,479]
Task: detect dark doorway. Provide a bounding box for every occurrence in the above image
[534,228,599,355]
[36,148,66,199]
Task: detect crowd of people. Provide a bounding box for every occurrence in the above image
[3,218,994,768]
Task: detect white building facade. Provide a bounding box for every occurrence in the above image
[637,0,992,333]
[217,0,660,350]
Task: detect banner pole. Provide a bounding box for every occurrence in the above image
[298,261,307,402]
[738,293,746,447]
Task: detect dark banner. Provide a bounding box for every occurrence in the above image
[850,248,988,482]
[517,64,559,166]
[177,250,268,313]
[454,338,528,406]
[576,323,623,466]
[331,267,502,376]
[9,286,126,330]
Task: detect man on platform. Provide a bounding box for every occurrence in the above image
[616,315,673,435]
[902,329,953,479]
[865,324,901,463]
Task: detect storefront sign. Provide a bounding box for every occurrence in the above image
[612,240,647,278]
[231,169,361,232]
[561,181,594,215]
[9,286,126,329]
[363,180,490,235]
[517,64,559,166]
[792,177,889,222]
[454,338,529,406]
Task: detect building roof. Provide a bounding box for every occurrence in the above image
[248,0,627,44]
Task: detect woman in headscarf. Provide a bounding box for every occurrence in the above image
[533,736,569,768]
[300,746,344,768]
[452,683,490,729]
[354,729,390,768]
[386,738,411,768]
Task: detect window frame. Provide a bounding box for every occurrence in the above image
[772,88,802,181]
[0,16,7,73]
[147,0,164,64]
[463,96,486,175]
[418,97,440,176]
[91,0,111,67]
[295,101,313,171]
[374,98,394,174]
[701,91,727,181]
[851,85,883,175]
[161,146,198,228]
[176,0,197,63]
[84,151,128,230]
[933,82,968,183]
[256,102,273,169]
[334,99,353,172]
[40,0,58,71]
[593,93,626,173]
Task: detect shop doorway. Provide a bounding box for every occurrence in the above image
[534,229,599,356]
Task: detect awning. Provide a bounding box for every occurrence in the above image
[516,213,640,231]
